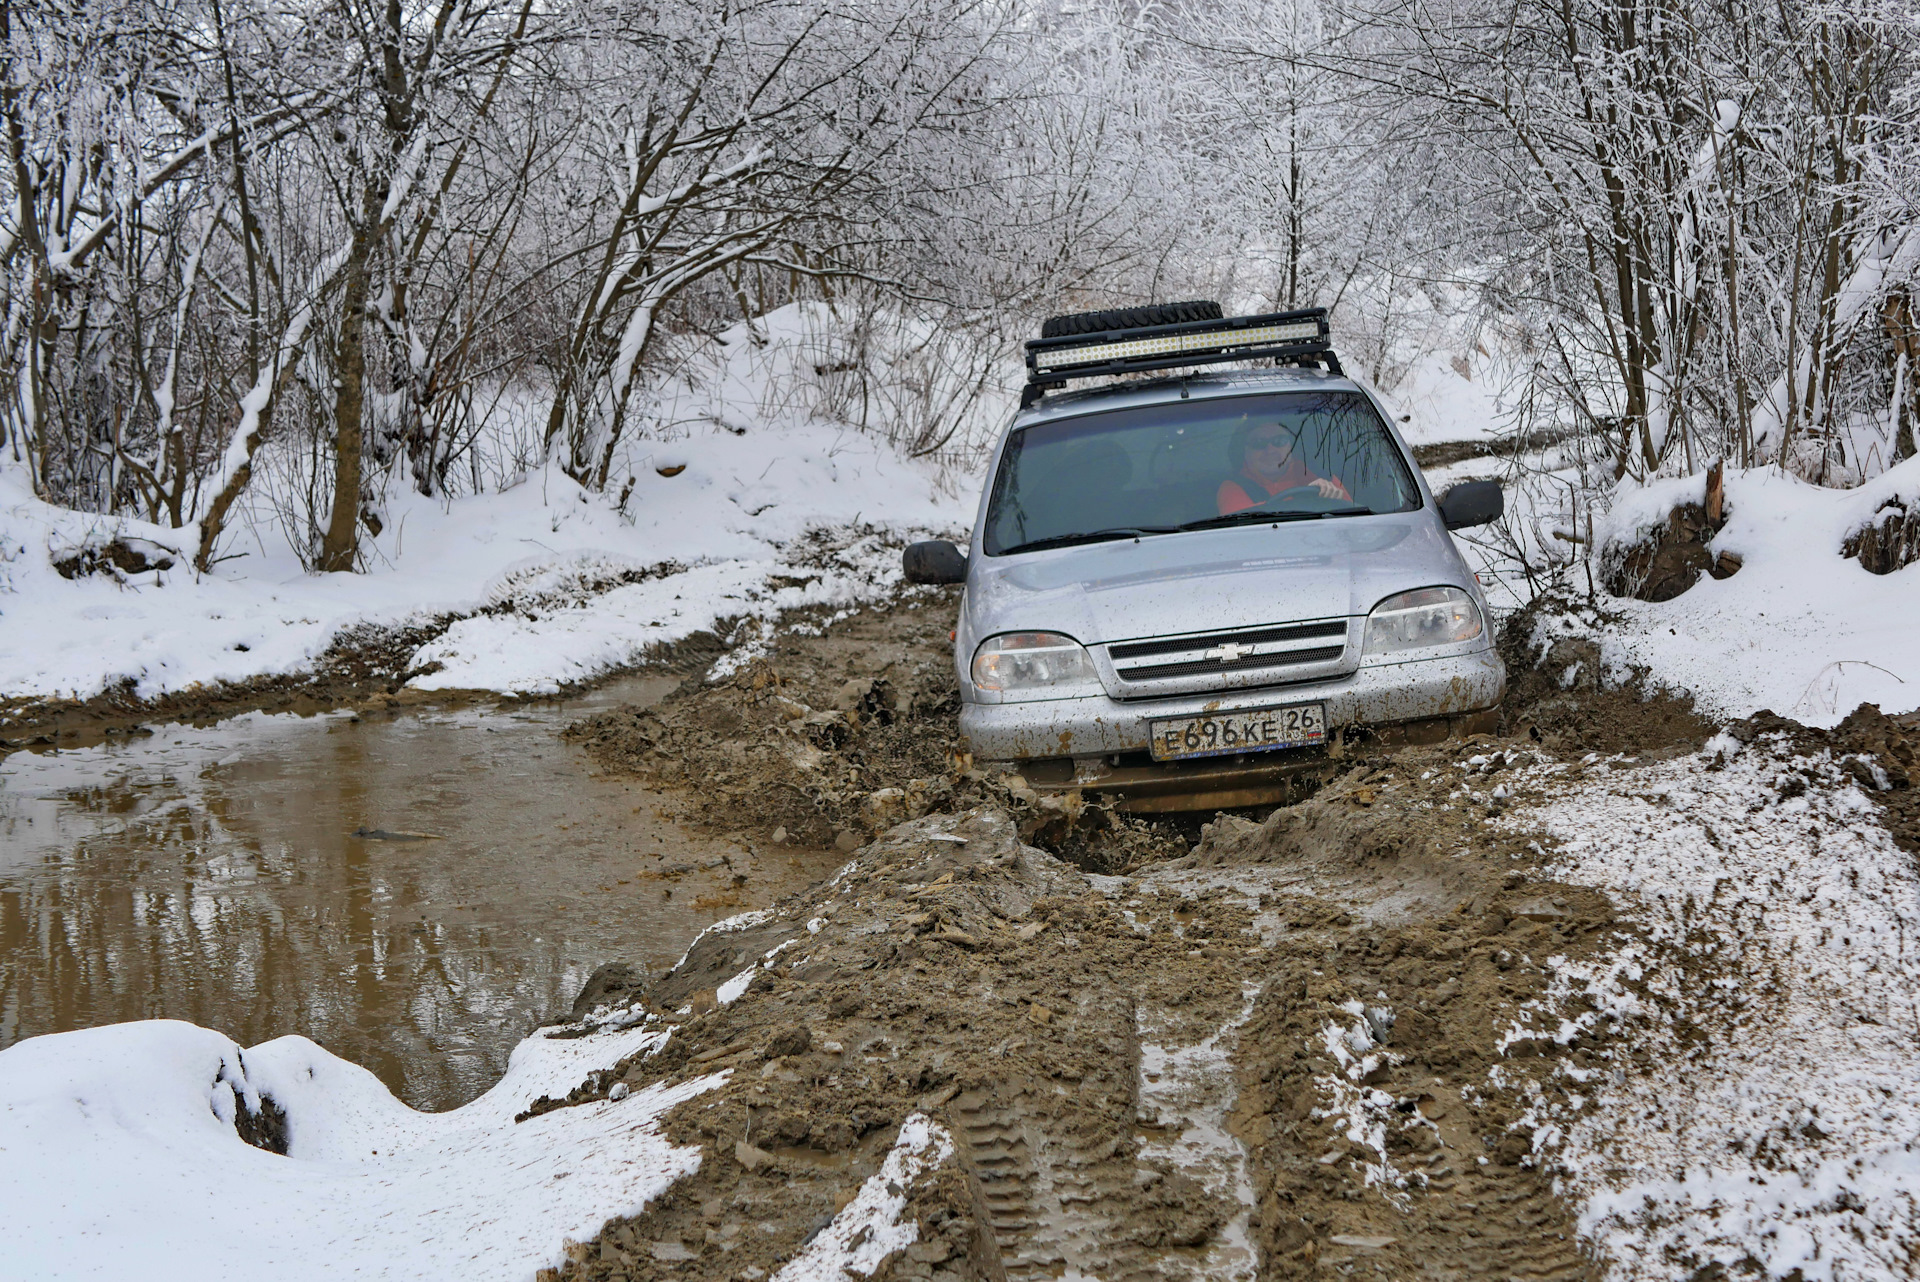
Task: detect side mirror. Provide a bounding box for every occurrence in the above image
[903,540,969,585]
[1438,480,1503,530]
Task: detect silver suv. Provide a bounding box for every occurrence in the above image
[904,304,1505,813]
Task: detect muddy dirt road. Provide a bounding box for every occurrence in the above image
[515,595,1919,1281]
[545,779,1616,1282]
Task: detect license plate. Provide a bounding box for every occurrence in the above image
[1148,702,1327,762]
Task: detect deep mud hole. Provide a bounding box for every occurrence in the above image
[563,593,1194,872]
[520,596,1918,1282]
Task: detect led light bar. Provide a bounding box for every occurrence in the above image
[1020,306,1340,408]
[1033,318,1323,373]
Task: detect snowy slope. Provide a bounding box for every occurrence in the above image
[0,418,976,703]
[1563,463,1920,724]
[1377,349,1511,449]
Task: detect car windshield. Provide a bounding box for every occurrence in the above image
[983,390,1421,556]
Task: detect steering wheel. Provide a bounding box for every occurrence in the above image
[1245,484,1325,511]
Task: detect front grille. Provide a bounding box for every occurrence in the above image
[1117,644,1345,682]
[1106,619,1349,685]
[1108,620,1346,661]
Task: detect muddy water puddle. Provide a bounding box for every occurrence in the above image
[0,677,843,1110]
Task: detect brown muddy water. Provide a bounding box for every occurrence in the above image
[0,677,843,1111]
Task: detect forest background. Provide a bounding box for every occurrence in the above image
[5,0,1918,582]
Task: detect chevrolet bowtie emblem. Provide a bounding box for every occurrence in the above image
[1205,642,1252,663]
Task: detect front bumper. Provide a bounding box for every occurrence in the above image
[958,646,1505,812]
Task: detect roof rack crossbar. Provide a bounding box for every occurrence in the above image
[1020,306,1340,409]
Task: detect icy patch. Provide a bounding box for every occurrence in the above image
[771,1113,953,1281]
[1503,743,1920,1280]
[0,1018,724,1281]
[1135,981,1263,1280]
[709,907,778,933]
[662,906,781,979]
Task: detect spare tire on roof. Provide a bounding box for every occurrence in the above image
[1039,300,1223,340]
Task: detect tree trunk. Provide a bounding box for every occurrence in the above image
[1888,293,1919,461]
[318,213,379,572]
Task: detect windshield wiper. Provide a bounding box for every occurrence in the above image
[1175,505,1373,533]
[998,526,1182,555]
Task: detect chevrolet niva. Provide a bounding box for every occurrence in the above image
[903,301,1505,812]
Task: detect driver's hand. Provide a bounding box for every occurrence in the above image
[1311,477,1351,500]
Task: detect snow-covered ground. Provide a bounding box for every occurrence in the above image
[1373,348,1510,451]
[0,1017,724,1281]
[0,302,1006,708]
[1503,733,1920,1280]
[1573,463,1920,724]
[1427,438,1920,725]
[0,420,971,704]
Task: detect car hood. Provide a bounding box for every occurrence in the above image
[966,517,1468,644]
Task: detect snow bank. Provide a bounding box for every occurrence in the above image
[0,1018,721,1281]
[1506,741,1920,1280]
[0,413,973,704]
[1543,462,1920,724]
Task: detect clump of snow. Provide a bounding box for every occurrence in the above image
[0,1017,725,1280]
[1310,1001,1432,1203]
[770,1112,954,1281]
[1502,739,1920,1280]
[1537,462,1920,724]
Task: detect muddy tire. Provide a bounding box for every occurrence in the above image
[1039,300,1222,339]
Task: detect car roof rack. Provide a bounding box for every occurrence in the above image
[1021,306,1342,409]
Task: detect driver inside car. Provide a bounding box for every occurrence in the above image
[1215,420,1352,514]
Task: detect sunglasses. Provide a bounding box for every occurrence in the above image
[1247,434,1294,452]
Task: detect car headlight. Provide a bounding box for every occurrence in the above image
[971,632,1100,697]
[1364,586,1483,655]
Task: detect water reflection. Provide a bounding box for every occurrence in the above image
[0,680,836,1110]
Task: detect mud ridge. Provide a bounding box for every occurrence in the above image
[1496,594,1718,754]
